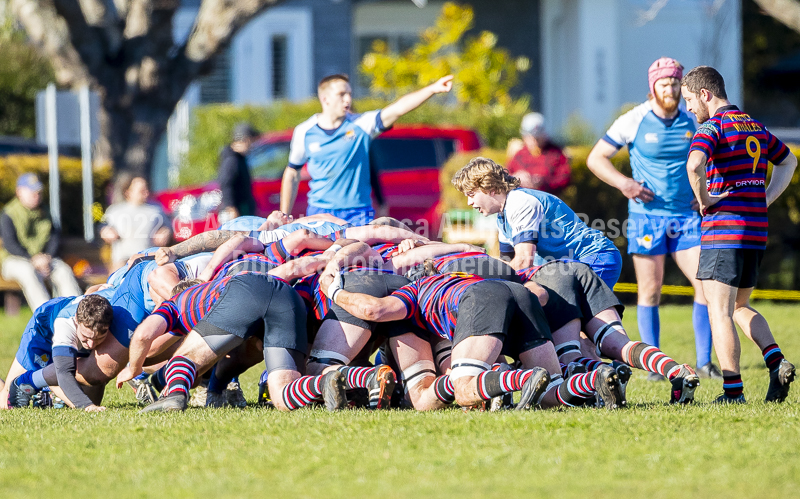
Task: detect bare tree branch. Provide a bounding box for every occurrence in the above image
[753,0,800,34]
[636,0,669,26]
[10,0,89,84]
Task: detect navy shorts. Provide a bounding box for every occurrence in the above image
[697,247,764,288]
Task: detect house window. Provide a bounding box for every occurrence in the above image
[271,35,288,100]
[198,48,231,104]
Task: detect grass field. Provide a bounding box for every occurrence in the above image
[1,303,799,498]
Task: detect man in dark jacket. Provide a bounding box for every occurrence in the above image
[217,123,258,221]
[0,173,81,309]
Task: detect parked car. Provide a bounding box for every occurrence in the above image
[153,125,482,240]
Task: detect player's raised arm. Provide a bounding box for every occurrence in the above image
[380,75,453,128]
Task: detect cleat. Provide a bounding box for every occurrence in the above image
[490,392,514,411]
[32,390,53,409]
[188,385,208,408]
[515,367,551,411]
[611,361,632,401]
[139,392,188,413]
[205,390,228,408]
[257,371,273,408]
[7,376,38,409]
[594,365,626,410]
[714,392,746,404]
[566,362,587,378]
[647,372,667,382]
[127,378,158,407]
[225,381,248,408]
[669,364,700,404]
[696,362,723,380]
[765,359,795,403]
[321,371,348,411]
[368,365,396,410]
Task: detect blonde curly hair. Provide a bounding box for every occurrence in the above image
[451,157,520,195]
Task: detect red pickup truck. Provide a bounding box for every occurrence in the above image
[154,125,481,240]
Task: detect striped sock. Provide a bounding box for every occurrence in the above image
[165,356,196,396]
[150,366,167,393]
[576,357,607,371]
[337,366,376,389]
[626,342,680,379]
[433,375,455,404]
[723,373,743,398]
[762,344,784,372]
[281,376,324,410]
[475,369,535,400]
[491,362,511,372]
[555,372,595,407]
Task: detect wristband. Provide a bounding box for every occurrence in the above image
[327,272,343,299]
[327,244,343,253]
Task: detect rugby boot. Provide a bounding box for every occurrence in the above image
[765,359,796,403]
[321,371,348,411]
[205,390,228,408]
[714,393,746,404]
[139,392,188,413]
[489,392,514,411]
[7,376,37,408]
[225,381,248,408]
[611,361,632,402]
[566,362,587,378]
[594,365,626,410]
[127,377,158,407]
[368,365,396,410]
[669,364,700,404]
[696,362,723,380]
[188,385,208,407]
[32,389,53,409]
[515,367,551,411]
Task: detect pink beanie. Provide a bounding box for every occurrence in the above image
[648,57,683,94]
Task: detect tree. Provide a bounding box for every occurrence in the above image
[8,0,287,176]
[753,0,800,34]
[0,20,54,137]
[359,2,529,113]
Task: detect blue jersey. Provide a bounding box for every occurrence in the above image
[288,111,387,210]
[258,219,349,244]
[603,101,697,216]
[497,188,616,260]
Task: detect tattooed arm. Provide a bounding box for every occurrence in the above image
[155,230,246,265]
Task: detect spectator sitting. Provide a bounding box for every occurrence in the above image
[0,173,82,309]
[100,174,172,270]
[506,112,571,196]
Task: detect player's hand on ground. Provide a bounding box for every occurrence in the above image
[116,366,141,389]
[620,178,654,203]
[155,247,175,265]
[430,75,454,94]
[84,404,106,413]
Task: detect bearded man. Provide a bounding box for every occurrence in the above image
[586,57,719,381]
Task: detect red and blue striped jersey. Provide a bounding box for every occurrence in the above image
[689,105,790,249]
[372,243,399,261]
[153,277,233,336]
[213,253,277,280]
[516,265,544,283]
[432,251,490,271]
[392,273,483,340]
[293,273,330,320]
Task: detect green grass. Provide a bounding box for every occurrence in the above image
[1,304,800,498]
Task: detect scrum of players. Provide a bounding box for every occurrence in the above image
[4,159,746,415]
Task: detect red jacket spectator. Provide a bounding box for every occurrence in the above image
[507,112,571,196]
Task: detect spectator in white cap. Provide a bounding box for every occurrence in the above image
[506,112,571,195]
[0,173,81,309]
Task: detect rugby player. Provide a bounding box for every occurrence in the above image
[452,158,623,288]
[587,57,717,381]
[320,259,626,411]
[682,66,798,403]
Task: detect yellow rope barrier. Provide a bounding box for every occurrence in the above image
[613,282,800,301]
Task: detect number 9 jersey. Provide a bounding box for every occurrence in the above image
[689,105,790,250]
